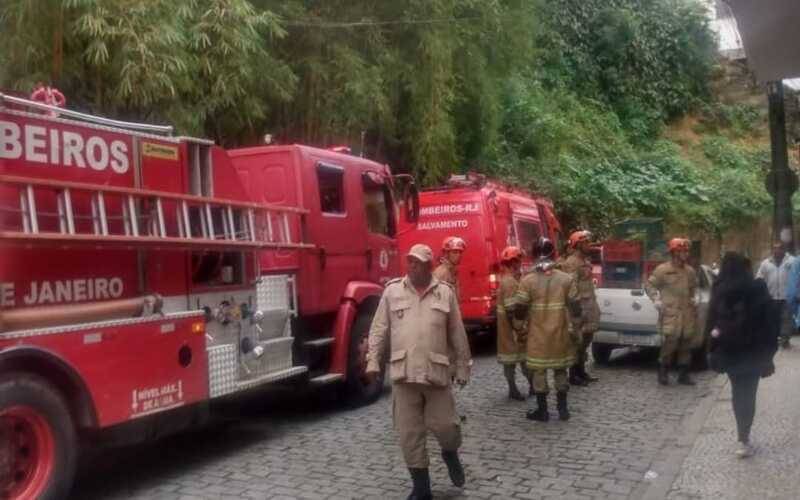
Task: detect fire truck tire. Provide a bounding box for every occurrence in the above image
[0,372,77,500]
[343,311,385,406]
[591,343,614,365]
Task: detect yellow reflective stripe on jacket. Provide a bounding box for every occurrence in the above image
[497,353,525,363]
[525,354,575,369]
[511,289,530,303]
[530,302,565,310]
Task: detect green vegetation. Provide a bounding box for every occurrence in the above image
[697,103,763,137]
[0,0,773,234]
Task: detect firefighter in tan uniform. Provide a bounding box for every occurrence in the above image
[366,243,471,500]
[558,230,601,386]
[496,246,532,400]
[433,236,466,298]
[509,237,581,422]
[645,238,699,386]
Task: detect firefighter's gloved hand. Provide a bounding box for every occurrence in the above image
[364,370,379,386]
[567,299,582,318]
[456,378,468,388]
[512,304,528,321]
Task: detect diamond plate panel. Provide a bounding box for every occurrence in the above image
[256,275,289,312]
[207,344,238,398]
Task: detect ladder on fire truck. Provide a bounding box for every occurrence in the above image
[0,92,312,250]
[0,174,311,250]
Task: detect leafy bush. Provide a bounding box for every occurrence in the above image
[534,0,716,143]
[697,103,763,137]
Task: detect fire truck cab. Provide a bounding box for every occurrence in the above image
[0,93,415,499]
[399,173,561,334]
[230,145,410,392]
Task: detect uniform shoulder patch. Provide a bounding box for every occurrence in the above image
[437,279,455,290]
[500,274,518,286]
[384,277,403,287]
[555,268,572,280]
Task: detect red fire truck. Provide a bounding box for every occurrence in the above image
[398,173,561,334]
[0,93,417,499]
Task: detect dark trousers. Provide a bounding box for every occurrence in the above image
[773,299,793,342]
[728,372,760,443]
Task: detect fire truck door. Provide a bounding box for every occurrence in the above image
[361,171,399,284]
[303,162,367,313]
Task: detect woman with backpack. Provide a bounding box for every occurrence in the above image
[706,252,780,458]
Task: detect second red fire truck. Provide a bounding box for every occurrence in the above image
[0,93,417,499]
[398,173,561,335]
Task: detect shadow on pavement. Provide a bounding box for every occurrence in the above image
[604,346,661,369]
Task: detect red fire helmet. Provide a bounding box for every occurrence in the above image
[442,236,466,252]
[500,246,523,262]
[568,230,592,248]
[668,238,690,253]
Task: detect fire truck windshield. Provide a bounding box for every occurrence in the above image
[514,219,542,255]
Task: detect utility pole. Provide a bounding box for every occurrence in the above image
[766,81,798,252]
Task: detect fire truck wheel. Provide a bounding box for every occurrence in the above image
[591,343,614,365]
[0,372,77,500]
[343,311,385,406]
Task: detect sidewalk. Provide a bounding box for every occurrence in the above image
[665,343,800,499]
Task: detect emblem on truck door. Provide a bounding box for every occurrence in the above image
[379,249,389,270]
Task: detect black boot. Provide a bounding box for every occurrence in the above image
[677,365,696,386]
[556,391,571,421]
[526,394,549,421]
[568,366,588,386]
[504,365,525,400]
[509,384,525,401]
[658,364,669,385]
[441,450,465,487]
[407,468,432,500]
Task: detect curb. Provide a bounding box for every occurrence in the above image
[631,374,729,500]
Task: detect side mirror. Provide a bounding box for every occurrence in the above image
[404,181,419,223]
[392,174,419,223]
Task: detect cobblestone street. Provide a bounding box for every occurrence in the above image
[69,341,728,500]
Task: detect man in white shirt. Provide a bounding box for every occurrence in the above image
[756,242,795,349]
